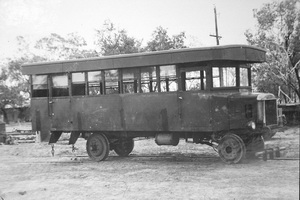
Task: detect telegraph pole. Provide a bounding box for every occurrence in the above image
[209,6,222,45]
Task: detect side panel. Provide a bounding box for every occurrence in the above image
[51,98,72,131]
[211,96,229,131]
[69,92,212,133]
[70,95,123,131]
[179,92,212,131]
[31,98,51,141]
[122,92,180,131]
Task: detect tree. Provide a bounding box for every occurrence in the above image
[94,21,142,56]
[0,65,27,123]
[34,32,97,60]
[245,0,300,102]
[146,26,187,51]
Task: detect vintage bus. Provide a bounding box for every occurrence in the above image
[22,45,280,164]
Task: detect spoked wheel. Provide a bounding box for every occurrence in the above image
[246,135,265,158]
[218,134,246,164]
[86,133,110,161]
[113,138,134,157]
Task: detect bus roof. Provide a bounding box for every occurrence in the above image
[22,44,266,75]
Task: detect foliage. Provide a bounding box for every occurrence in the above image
[35,33,97,60]
[146,26,187,51]
[0,65,28,123]
[94,21,142,56]
[245,0,300,102]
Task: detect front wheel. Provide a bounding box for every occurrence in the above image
[86,133,110,161]
[218,134,246,164]
[113,138,134,157]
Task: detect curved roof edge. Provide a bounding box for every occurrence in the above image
[22,44,266,75]
[23,44,265,66]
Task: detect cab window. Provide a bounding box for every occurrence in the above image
[240,67,250,87]
[213,67,236,87]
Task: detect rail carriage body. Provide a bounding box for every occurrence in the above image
[22,45,280,163]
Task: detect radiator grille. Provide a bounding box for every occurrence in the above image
[265,100,277,125]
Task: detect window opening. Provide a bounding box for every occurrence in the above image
[52,74,69,97]
[72,72,86,96]
[105,70,119,94]
[32,75,48,97]
[245,104,253,118]
[160,65,177,92]
[213,67,236,87]
[240,67,250,87]
[184,70,206,91]
[122,68,139,93]
[141,66,157,93]
[88,71,103,95]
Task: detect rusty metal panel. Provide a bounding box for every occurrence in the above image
[30,98,51,141]
[70,96,123,131]
[172,50,211,63]
[211,95,229,131]
[178,92,212,131]
[62,60,113,72]
[122,92,180,131]
[245,48,266,62]
[51,98,72,131]
[222,47,246,61]
[22,63,63,75]
[113,54,172,68]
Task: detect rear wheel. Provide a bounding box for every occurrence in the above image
[113,138,134,157]
[218,134,246,164]
[86,133,110,161]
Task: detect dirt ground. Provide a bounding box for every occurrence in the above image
[0,124,299,200]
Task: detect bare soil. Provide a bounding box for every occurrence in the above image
[0,124,299,200]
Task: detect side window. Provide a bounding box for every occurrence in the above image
[32,75,48,97]
[240,67,250,87]
[213,67,236,87]
[105,70,119,94]
[141,66,157,93]
[88,71,103,95]
[52,74,69,97]
[122,68,139,94]
[72,72,86,96]
[184,70,206,91]
[160,65,177,92]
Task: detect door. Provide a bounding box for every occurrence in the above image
[49,73,72,131]
[178,67,211,131]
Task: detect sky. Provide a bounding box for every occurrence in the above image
[0,0,277,62]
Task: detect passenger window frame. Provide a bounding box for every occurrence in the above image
[51,73,70,97]
[31,74,49,98]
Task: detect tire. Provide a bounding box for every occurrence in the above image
[86,133,110,161]
[113,138,134,157]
